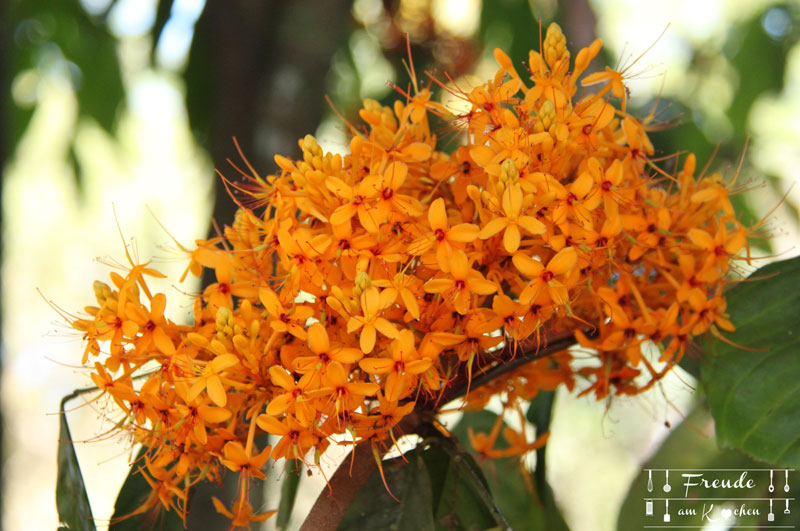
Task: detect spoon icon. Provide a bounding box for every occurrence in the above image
[664,470,671,493]
[785,469,790,493]
[770,470,774,493]
[647,470,653,492]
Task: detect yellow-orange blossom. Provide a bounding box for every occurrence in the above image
[69,23,749,527]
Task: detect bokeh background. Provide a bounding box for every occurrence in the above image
[3,0,800,529]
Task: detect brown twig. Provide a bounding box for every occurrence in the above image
[424,329,586,409]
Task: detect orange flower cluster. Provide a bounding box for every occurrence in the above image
[69,23,748,526]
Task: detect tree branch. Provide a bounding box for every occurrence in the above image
[426,329,584,408]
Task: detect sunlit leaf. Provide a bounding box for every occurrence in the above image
[56,395,97,531]
[151,0,176,63]
[420,439,507,530]
[702,256,800,467]
[110,447,183,531]
[276,462,302,530]
[339,448,436,531]
[452,409,568,530]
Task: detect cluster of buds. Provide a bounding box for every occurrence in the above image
[69,23,748,526]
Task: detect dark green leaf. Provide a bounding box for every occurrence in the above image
[110,447,183,531]
[617,403,800,529]
[701,256,800,467]
[423,436,509,530]
[14,1,125,133]
[276,462,302,530]
[182,9,211,145]
[451,410,568,531]
[479,0,542,65]
[526,393,569,530]
[151,0,176,63]
[525,391,555,434]
[726,12,789,144]
[56,395,97,531]
[525,391,554,491]
[339,448,436,531]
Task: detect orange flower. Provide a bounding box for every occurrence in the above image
[259,287,313,340]
[409,197,480,271]
[346,286,400,354]
[256,414,316,461]
[359,329,432,402]
[64,24,752,521]
[478,183,545,253]
[513,247,578,305]
[423,250,497,314]
[186,352,238,407]
[212,497,275,528]
[293,322,364,376]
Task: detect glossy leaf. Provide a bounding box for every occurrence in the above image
[276,462,302,530]
[527,393,569,530]
[11,0,124,135]
[110,447,183,531]
[56,395,97,531]
[151,0,176,64]
[452,410,568,530]
[701,256,800,467]
[421,438,508,530]
[339,448,436,531]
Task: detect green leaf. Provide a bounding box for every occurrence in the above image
[150,0,176,63]
[452,410,568,531]
[618,403,800,529]
[526,391,555,492]
[526,393,569,531]
[726,10,790,144]
[56,395,97,531]
[421,436,509,530]
[110,447,184,531]
[13,1,125,133]
[275,462,302,530]
[339,448,437,531]
[701,256,800,467]
[339,430,513,531]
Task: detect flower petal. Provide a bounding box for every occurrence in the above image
[448,223,480,242]
[468,278,498,295]
[206,375,227,407]
[359,358,393,374]
[518,216,545,235]
[307,322,330,354]
[375,318,400,339]
[256,414,287,436]
[512,253,543,277]
[360,325,377,353]
[428,198,448,230]
[503,223,521,253]
[547,247,577,275]
[424,279,453,293]
[269,366,295,390]
[478,217,508,239]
